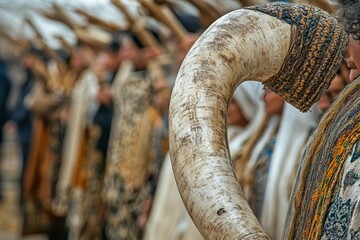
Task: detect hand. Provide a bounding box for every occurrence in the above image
[59,107,69,124]
[137,213,148,230]
[136,197,153,229]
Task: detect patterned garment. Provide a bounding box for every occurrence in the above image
[105,177,153,240]
[66,125,106,240]
[50,120,67,204]
[284,78,360,239]
[321,142,360,239]
[250,135,277,219]
[104,112,163,240]
[103,72,166,240]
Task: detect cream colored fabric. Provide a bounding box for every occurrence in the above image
[53,72,91,215]
[260,104,319,240]
[229,81,265,159]
[143,153,187,240]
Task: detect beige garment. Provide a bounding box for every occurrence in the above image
[26,81,65,121]
[52,73,90,216]
[103,68,162,240]
[172,211,203,240]
[143,153,195,240]
[260,104,318,240]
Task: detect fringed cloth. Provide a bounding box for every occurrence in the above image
[284,78,360,239]
[248,3,348,112]
[103,71,165,240]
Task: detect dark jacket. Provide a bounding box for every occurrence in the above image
[10,69,33,144]
[0,60,11,142]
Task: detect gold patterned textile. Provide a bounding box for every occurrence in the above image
[249,3,349,112]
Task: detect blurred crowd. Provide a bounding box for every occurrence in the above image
[0,0,350,240]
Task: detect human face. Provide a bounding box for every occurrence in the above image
[101,51,120,72]
[317,74,347,112]
[118,38,141,66]
[70,49,88,71]
[263,89,285,116]
[344,36,360,82]
[227,99,248,127]
[23,54,37,69]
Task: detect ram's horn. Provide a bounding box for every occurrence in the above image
[169,3,348,239]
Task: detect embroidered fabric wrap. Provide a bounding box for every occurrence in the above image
[283,77,360,239]
[248,3,348,112]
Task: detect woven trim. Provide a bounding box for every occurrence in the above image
[308,117,360,239]
[248,3,349,112]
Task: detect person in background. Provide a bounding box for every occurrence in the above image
[6,48,46,204]
[103,30,167,240]
[237,88,284,219]
[260,102,320,240]
[317,72,348,113]
[0,58,11,202]
[92,41,120,159]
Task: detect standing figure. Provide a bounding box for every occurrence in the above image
[0,59,11,201]
[103,31,167,240]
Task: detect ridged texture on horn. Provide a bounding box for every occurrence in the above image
[170,9,291,240]
[169,3,348,240]
[250,3,348,112]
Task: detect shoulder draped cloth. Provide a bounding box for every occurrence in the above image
[283,78,360,239]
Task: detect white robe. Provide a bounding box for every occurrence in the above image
[260,104,320,240]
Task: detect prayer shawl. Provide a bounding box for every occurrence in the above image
[143,153,203,240]
[66,64,134,240]
[236,115,280,202]
[51,70,106,240]
[103,68,164,240]
[261,103,319,239]
[53,71,91,216]
[240,116,279,213]
[284,78,360,239]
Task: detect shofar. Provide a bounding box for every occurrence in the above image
[169,3,348,240]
